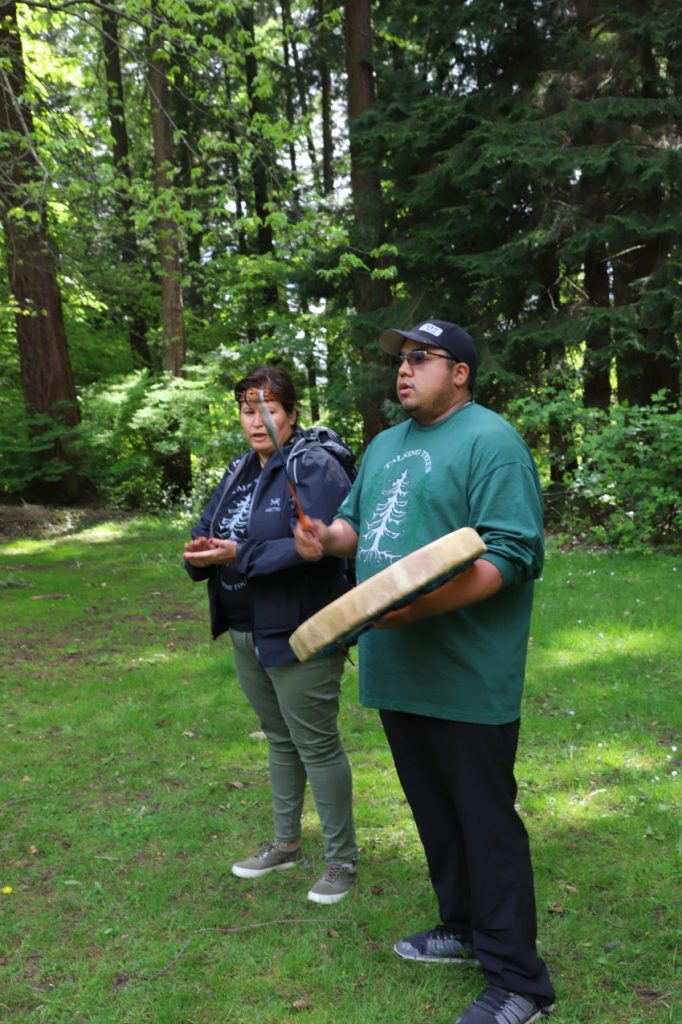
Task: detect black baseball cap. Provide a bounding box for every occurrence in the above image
[379,319,478,384]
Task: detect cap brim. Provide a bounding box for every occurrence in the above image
[379,328,438,355]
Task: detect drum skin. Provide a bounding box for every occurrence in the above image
[289,527,487,662]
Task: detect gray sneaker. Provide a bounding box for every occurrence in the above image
[454,985,554,1023]
[307,860,357,904]
[231,840,302,878]
[394,926,476,963]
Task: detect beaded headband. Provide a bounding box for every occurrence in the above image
[236,386,279,405]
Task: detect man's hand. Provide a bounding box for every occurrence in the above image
[183,537,237,567]
[294,517,359,561]
[294,518,328,561]
[295,517,359,562]
[373,603,419,630]
[374,559,504,629]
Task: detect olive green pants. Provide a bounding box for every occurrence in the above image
[230,630,357,864]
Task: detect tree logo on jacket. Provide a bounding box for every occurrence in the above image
[217,493,253,538]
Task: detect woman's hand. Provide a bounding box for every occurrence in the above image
[183,537,238,566]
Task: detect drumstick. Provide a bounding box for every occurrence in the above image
[257,389,311,530]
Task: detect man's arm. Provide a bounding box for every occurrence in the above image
[294,517,359,560]
[376,557,503,629]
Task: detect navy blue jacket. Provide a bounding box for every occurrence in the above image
[185,431,353,666]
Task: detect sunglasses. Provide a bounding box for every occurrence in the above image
[392,349,456,368]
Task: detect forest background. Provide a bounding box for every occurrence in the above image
[1,0,681,550]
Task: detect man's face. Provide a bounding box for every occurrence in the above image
[395,340,466,425]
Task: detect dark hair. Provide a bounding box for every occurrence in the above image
[234,365,298,414]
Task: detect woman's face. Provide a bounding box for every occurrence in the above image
[240,397,296,462]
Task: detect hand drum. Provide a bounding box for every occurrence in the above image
[289,527,487,662]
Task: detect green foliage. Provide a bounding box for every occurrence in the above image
[509,391,682,550]
[570,396,682,549]
[2,0,681,514]
[0,405,77,496]
[367,0,682,403]
[75,367,244,510]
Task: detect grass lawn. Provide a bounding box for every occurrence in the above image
[0,514,679,1024]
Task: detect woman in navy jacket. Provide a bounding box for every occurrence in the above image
[184,366,357,904]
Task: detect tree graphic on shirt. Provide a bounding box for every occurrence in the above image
[358,470,409,562]
[217,493,252,539]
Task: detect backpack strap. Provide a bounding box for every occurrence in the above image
[287,426,357,485]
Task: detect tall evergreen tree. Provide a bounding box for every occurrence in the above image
[363,0,681,412]
[343,0,392,443]
[0,0,81,500]
[101,4,152,367]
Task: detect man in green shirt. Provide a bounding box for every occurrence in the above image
[295,319,555,1024]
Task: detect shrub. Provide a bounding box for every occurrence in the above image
[75,367,243,510]
[509,391,682,550]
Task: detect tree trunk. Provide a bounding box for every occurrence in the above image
[147,3,191,499]
[281,0,319,188]
[316,0,334,196]
[582,242,612,409]
[0,0,81,501]
[224,75,248,258]
[611,17,680,404]
[240,5,279,318]
[172,49,204,318]
[306,356,320,422]
[537,246,578,494]
[612,238,679,405]
[344,0,392,444]
[280,4,299,175]
[101,7,151,366]
[241,6,273,259]
[148,3,187,376]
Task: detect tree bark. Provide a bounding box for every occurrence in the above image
[101,6,151,366]
[582,242,612,410]
[612,238,679,405]
[0,0,80,500]
[281,0,319,188]
[344,0,392,444]
[241,6,273,259]
[317,0,335,196]
[280,2,299,176]
[538,246,578,494]
[147,2,191,499]
[148,2,186,376]
[240,5,279,319]
[171,47,204,318]
[224,74,248,258]
[611,14,680,404]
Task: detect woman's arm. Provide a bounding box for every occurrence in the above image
[183,454,249,579]
[236,450,354,577]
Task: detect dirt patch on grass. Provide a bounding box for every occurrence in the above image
[0,503,127,541]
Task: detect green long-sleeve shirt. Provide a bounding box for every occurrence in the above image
[337,402,544,724]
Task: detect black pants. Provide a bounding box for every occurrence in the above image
[380,709,555,1004]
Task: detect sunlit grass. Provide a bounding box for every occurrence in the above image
[0,522,680,1024]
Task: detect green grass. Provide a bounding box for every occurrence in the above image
[1,518,680,1024]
